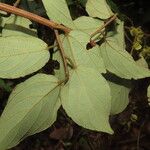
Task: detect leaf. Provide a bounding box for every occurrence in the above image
[42,0,75,28]
[130,27,144,37]
[1,15,36,37]
[0,74,61,150]
[63,30,106,73]
[136,56,148,69]
[108,81,130,115]
[0,36,49,79]
[99,37,150,79]
[73,16,104,35]
[133,41,142,50]
[53,35,66,80]
[61,66,113,134]
[113,20,125,49]
[54,31,106,81]
[86,0,113,19]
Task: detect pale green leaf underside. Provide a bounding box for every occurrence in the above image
[73,16,104,35]
[108,81,130,115]
[63,30,106,73]
[86,0,113,19]
[0,36,49,79]
[1,15,36,37]
[1,15,31,27]
[0,74,61,150]
[99,38,150,79]
[42,0,75,28]
[61,66,113,134]
[136,56,149,69]
[113,20,125,50]
[53,35,66,80]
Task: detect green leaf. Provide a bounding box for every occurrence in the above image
[86,0,113,19]
[42,0,75,28]
[0,74,61,150]
[53,35,68,81]
[0,36,49,79]
[54,30,106,80]
[106,20,125,50]
[99,37,150,79]
[63,30,106,73]
[136,56,148,69]
[61,66,113,134]
[73,16,104,35]
[108,81,130,115]
[1,15,36,37]
[113,20,125,49]
[133,41,142,50]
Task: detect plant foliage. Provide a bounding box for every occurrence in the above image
[0,0,149,149]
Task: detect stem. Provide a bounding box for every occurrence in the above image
[0,3,71,33]
[65,56,76,69]
[54,30,69,83]
[90,13,118,39]
[47,44,57,50]
[14,0,21,7]
[88,30,106,48]
[125,32,133,44]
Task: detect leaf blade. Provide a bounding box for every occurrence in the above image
[0,74,61,150]
[63,30,106,73]
[43,0,75,28]
[0,36,49,79]
[1,15,36,37]
[108,81,130,115]
[61,66,113,134]
[99,38,150,79]
[73,16,104,35]
[86,0,113,19]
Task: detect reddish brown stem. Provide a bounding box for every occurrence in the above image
[0,3,71,33]
[90,13,118,38]
[54,30,69,83]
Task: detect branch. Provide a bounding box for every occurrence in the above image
[0,3,71,33]
[54,30,69,83]
[90,13,118,39]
